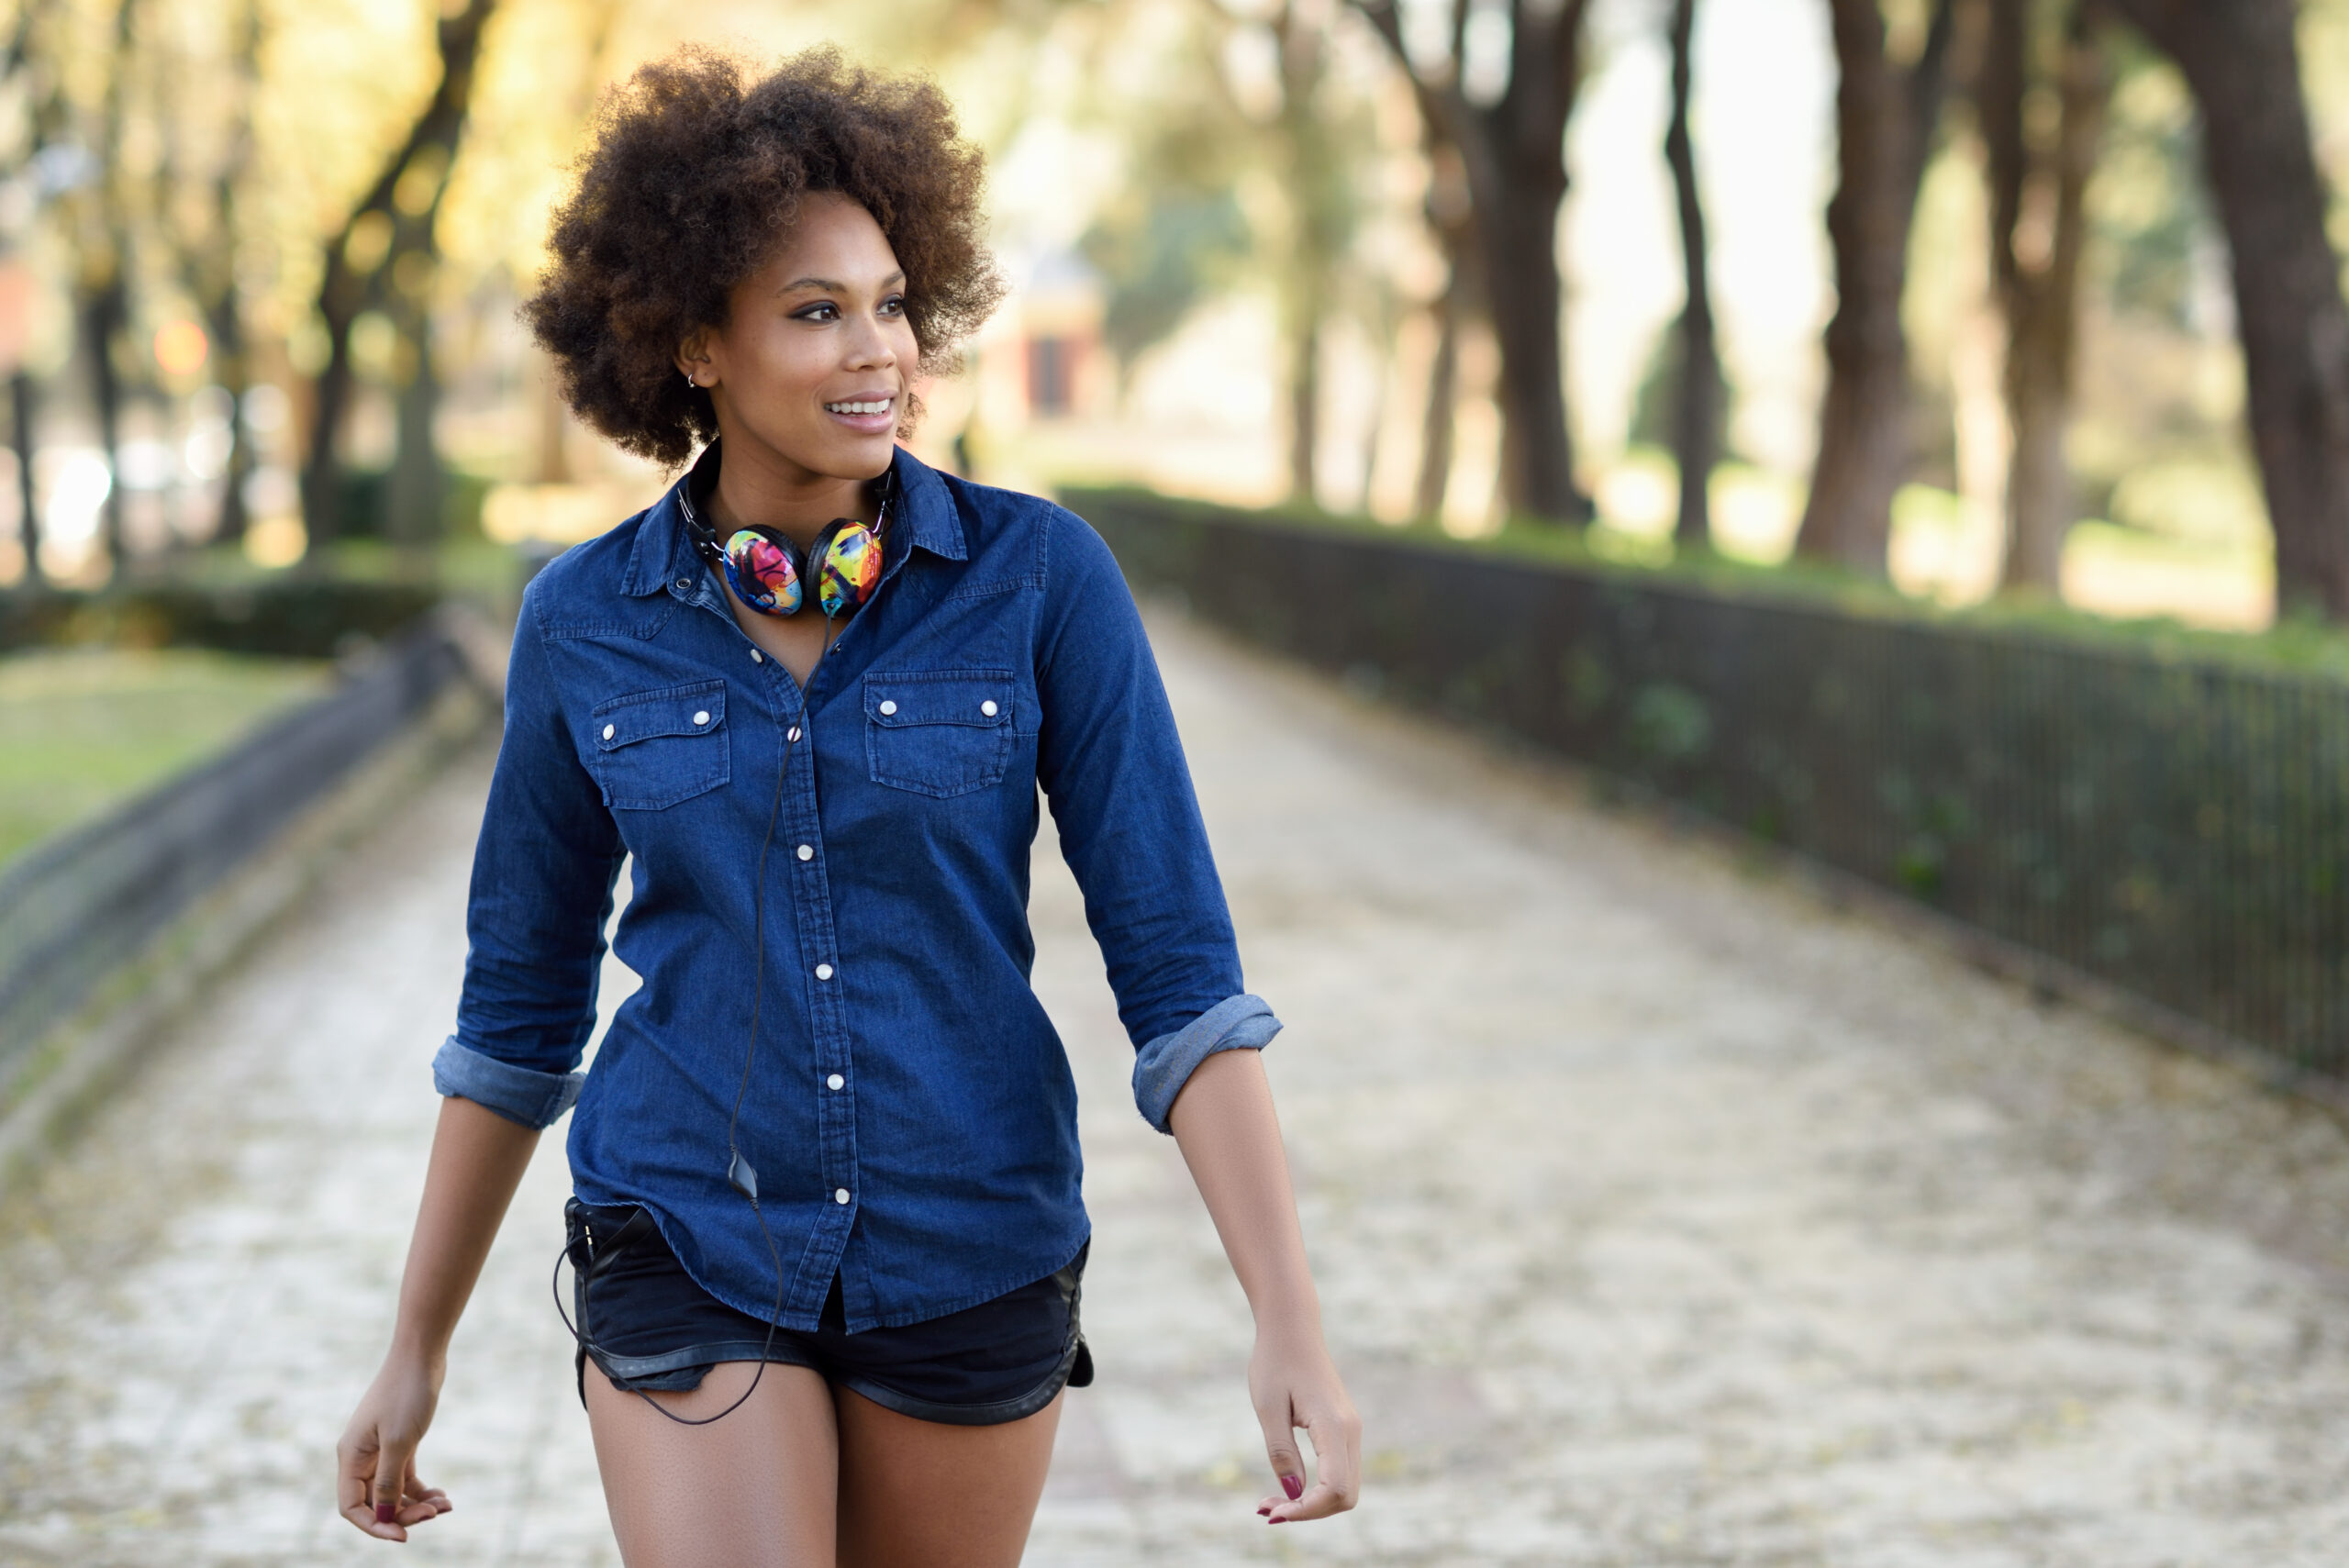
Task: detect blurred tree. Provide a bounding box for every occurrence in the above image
[1081,0,1369,505]
[1662,0,1721,550]
[64,0,140,572]
[1074,28,1256,410]
[163,0,262,549]
[1353,0,1598,524]
[300,0,497,562]
[1982,0,2107,591]
[1081,188,1252,405]
[1794,0,1955,573]
[1415,135,1477,521]
[1,0,55,587]
[2103,0,2349,617]
[1271,0,1355,503]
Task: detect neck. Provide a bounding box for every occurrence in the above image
[705,428,883,550]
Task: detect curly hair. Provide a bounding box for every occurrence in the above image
[522,46,1004,466]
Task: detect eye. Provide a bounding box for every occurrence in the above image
[879,294,907,317]
[794,301,841,322]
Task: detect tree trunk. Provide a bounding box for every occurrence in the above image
[1664,0,1723,550]
[1415,138,1477,521]
[1287,316,1319,505]
[1353,0,1596,524]
[300,310,360,555]
[1795,0,1955,572]
[10,373,38,587]
[1416,295,1458,520]
[81,283,127,569]
[1273,0,1345,510]
[1985,0,2107,591]
[300,0,495,562]
[2105,0,2349,616]
[1477,177,1579,523]
[201,0,261,547]
[387,315,442,550]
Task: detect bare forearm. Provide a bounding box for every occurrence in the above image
[1167,1048,1320,1330]
[389,1095,541,1364]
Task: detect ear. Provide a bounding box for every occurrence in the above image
[675,331,716,388]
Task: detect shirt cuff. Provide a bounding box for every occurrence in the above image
[431,1035,584,1130]
[1131,994,1282,1133]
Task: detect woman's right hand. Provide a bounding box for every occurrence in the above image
[337,1352,454,1540]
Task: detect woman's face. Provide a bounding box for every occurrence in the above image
[682,193,918,487]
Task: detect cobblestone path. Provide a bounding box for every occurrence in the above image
[6,610,2349,1566]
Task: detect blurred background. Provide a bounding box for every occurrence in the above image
[8,0,2349,919]
[6,0,2343,609]
[6,0,2349,997]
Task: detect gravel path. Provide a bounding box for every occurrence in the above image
[6,608,2349,1566]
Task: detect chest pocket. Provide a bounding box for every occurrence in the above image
[589,679,729,810]
[865,671,1016,799]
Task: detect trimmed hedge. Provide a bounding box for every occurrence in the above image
[0,580,441,660]
[1071,486,2349,1090]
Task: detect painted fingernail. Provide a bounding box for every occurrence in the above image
[1270,1515,1289,1524]
[375,1502,395,1524]
[1281,1474,1304,1500]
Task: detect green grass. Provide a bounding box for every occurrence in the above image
[0,648,330,873]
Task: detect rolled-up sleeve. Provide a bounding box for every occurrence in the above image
[1131,993,1283,1132]
[442,590,626,1129]
[432,1035,584,1129]
[1035,509,1275,1131]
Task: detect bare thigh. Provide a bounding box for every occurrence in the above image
[586,1360,841,1568]
[833,1386,1064,1568]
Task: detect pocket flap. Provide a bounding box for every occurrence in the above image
[593,681,727,751]
[864,672,1015,728]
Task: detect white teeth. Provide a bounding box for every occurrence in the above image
[827,399,891,416]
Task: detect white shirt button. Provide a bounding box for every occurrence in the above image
[827,1073,845,1090]
[981,700,998,717]
[750,649,763,663]
[693,710,710,726]
[815,963,834,981]
[833,1188,851,1205]
[796,844,813,862]
[601,723,615,740]
[878,700,897,717]
[787,727,801,742]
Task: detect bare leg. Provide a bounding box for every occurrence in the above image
[833,1387,1065,1568]
[586,1361,841,1568]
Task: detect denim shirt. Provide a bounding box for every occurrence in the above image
[433,446,1277,1331]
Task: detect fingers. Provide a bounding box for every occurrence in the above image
[337,1430,451,1540]
[373,1431,420,1526]
[338,1429,406,1541]
[1263,1405,1363,1523]
[1253,1396,1308,1515]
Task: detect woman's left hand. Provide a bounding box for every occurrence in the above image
[1249,1324,1361,1522]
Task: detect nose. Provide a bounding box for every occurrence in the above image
[842,307,900,373]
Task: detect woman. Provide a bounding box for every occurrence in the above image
[335,45,1358,1564]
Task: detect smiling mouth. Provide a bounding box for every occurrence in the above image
[826,398,894,417]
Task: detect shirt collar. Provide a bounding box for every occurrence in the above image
[620,443,967,598]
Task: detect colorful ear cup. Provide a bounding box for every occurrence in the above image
[814,520,882,618]
[716,517,883,620]
[721,528,804,615]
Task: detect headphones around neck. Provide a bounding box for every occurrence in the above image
[680,443,894,621]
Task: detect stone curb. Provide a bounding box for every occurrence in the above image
[0,611,505,1204]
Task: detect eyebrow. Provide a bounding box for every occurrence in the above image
[777,271,907,295]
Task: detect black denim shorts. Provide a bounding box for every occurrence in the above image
[563,1200,1092,1427]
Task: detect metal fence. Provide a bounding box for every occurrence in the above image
[1074,489,2349,1088]
[0,620,473,1072]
